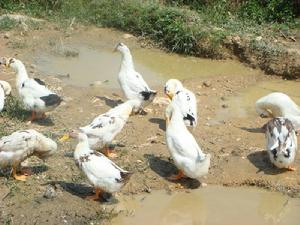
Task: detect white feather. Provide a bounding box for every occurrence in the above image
[74,133,130,193]
[116,43,156,110]
[166,103,210,179]
[256,92,300,131]
[0,130,57,168]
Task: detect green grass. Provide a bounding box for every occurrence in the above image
[0,0,298,76]
[0,17,18,30]
[0,96,30,121]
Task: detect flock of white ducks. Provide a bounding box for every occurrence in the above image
[0,42,299,201]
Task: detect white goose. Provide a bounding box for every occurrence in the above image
[164,79,197,127]
[60,99,140,158]
[3,57,62,121]
[166,103,210,180]
[256,92,300,131]
[115,43,157,112]
[264,117,297,171]
[0,129,57,181]
[71,131,132,201]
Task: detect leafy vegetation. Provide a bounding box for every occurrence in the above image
[0,0,299,75]
[0,96,30,121]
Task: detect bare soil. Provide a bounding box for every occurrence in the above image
[0,23,300,225]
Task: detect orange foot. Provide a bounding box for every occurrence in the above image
[287,166,296,171]
[168,170,184,181]
[104,147,118,158]
[85,188,102,201]
[21,167,33,176]
[27,111,37,123]
[12,167,27,181]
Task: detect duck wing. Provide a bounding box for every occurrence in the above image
[174,89,197,126]
[0,130,37,154]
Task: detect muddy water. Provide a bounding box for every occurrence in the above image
[217,80,300,120]
[112,186,300,225]
[35,45,261,88]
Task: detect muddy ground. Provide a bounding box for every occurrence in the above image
[0,22,300,225]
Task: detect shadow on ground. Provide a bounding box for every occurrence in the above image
[144,154,200,189]
[46,181,116,203]
[96,96,123,108]
[149,118,166,131]
[247,150,289,175]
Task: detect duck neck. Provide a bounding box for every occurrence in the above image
[120,50,135,72]
[74,138,91,157]
[169,107,185,128]
[14,62,29,88]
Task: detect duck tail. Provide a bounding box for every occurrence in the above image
[183,114,196,127]
[120,171,133,183]
[140,90,157,101]
[40,94,62,107]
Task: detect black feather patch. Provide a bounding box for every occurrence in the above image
[140,90,157,101]
[40,94,62,106]
[34,78,46,86]
[183,114,195,126]
[116,171,133,183]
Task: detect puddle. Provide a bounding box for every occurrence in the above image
[35,45,262,88]
[216,79,300,120]
[134,48,262,79]
[112,186,300,225]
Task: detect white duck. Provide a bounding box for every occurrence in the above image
[256,92,300,131]
[3,57,62,121]
[0,129,57,181]
[0,80,12,113]
[166,103,210,180]
[115,43,157,112]
[71,131,132,201]
[164,79,197,127]
[264,117,297,171]
[60,99,140,158]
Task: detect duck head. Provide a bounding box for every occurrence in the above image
[114,42,130,54]
[164,79,183,100]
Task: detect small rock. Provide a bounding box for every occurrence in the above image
[255,36,262,41]
[30,64,37,69]
[220,96,226,101]
[144,187,151,193]
[43,185,57,199]
[4,33,10,39]
[153,97,170,106]
[221,104,228,108]
[123,33,134,39]
[202,81,211,87]
[200,183,208,187]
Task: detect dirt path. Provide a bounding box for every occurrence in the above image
[0,23,299,225]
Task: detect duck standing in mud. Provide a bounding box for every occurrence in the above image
[70,131,132,201]
[264,117,297,171]
[256,92,300,131]
[0,130,57,181]
[164,79,197,127]
[115,43,157,113]
[60,99,140,158]
[0,57,62,122]
[165,102,210,181]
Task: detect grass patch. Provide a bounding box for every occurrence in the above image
[0,95,30,121]
[0,17,18,30]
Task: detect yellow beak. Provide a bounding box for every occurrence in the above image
[166,93,173,100]
[59,134,70,142]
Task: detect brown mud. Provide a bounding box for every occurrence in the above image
[0,23,300,225]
